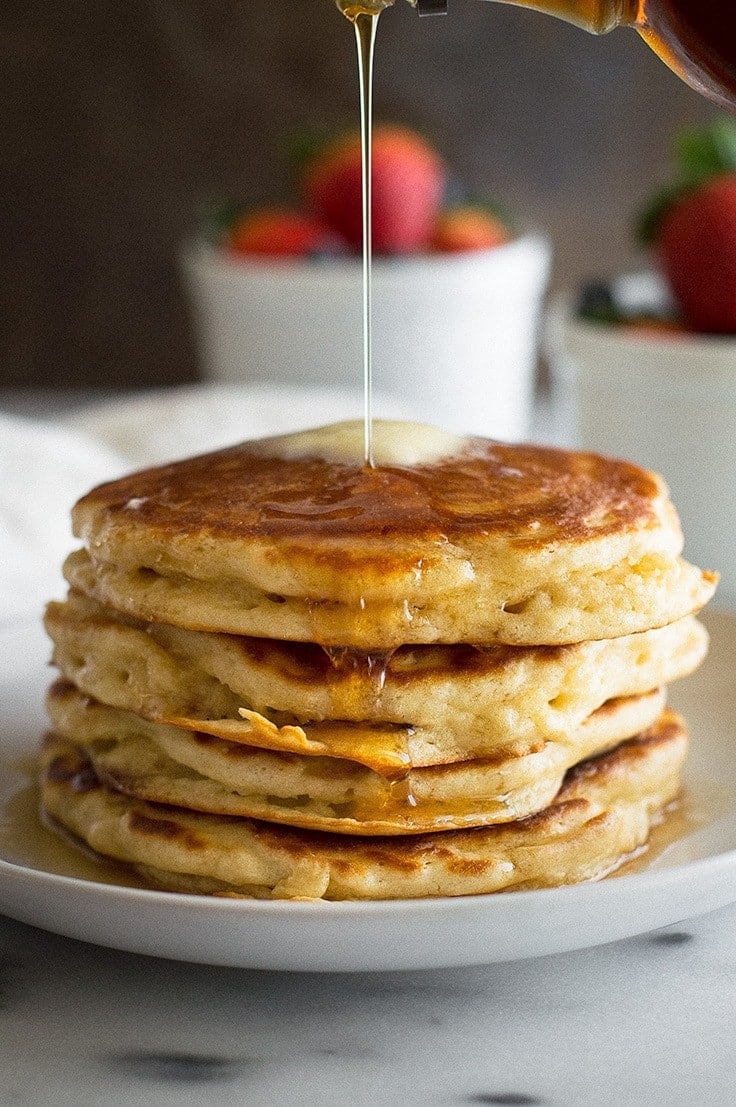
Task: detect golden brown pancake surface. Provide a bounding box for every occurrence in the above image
[45,680,669,836]
[73,437,666,546]
[40,712,689,900]
[45,591,707,771]
[66,426,717,648]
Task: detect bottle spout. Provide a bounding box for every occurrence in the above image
[415,2,628,33]
[416,0,448,14]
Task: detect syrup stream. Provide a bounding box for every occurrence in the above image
[338,1,387,467]
[354,12,379,468]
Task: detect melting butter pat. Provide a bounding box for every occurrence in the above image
[250,420,471,467]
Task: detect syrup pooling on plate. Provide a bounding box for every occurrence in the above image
[0,753,145,886]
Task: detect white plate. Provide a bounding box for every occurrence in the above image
[2,610,736,973]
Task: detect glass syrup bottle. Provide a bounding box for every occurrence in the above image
[419,0,736,111]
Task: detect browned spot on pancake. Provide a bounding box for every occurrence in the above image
[589,695,628,721]
[444,856,497,876]
[73,439,662,547]
[193,732,217,748]
[235,636,330,682]
[330,849,422,876]
[44,748,99,793]
[637,712,683,746]
[588,692,658,722]
[558,710,686,795]
[127,811,208,850]
[244,817,427,872]
[46,678,78,700]
[512,797,591,833]
[387,641,572,682]
[432,742,545,777]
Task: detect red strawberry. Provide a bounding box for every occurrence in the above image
[227,207,339,258]
[656,175,736,334]
[300,125,445,254]
[431,206,510,253]
[638,119,736,333]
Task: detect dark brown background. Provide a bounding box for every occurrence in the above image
[1,0,715,391]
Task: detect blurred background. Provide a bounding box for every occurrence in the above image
[1,0,717,392]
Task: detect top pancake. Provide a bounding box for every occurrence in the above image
[69,421,717,648]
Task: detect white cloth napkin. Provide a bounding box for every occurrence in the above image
[1,383,413,625]
[0,413,126,624]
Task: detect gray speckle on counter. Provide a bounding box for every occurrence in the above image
[647,931,695,947]
[464,1096,546,1105]
[3,909,736,1106]
[105,1051,255,1084]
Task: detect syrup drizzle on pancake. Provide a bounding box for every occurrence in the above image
[76,434,664,544]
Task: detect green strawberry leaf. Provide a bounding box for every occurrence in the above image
[710,117,736,169]
[677,128,720,182]
[636,183,689,245]
[281,127,344,173]
[676,117,736,184]
[459,193,515,233]
[199,198,244,245]
[637,118,736,246]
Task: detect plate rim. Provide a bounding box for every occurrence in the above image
[3,609,736,970]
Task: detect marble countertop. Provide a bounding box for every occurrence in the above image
[3,905,736,1107]
[3,388,736,1106]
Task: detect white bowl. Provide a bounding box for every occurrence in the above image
[180,234,551,441]
[548,272,736,606]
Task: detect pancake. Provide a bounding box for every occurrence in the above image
[45,592,707,771]
[66,422,717,649]
[46,680,667,834]
[40,710,688,899]
[41,421,715,896]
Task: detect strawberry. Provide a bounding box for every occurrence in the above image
[639,118,736,333]
[431,205,510,253]
[227,207,340,258]
[656,176,736,333]
[300,125,445,254]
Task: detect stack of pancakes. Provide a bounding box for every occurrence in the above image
[41,421,717,899]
